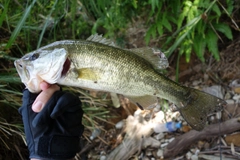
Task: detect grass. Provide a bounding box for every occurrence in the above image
[0,0,239,159]
[0,1,113,158]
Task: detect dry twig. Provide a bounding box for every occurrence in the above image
[163,117,240,158]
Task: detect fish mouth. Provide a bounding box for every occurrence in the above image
[61,58,71,77]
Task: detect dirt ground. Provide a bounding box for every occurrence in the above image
[77,30,240,160]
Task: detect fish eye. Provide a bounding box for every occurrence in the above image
[30,53,39,61]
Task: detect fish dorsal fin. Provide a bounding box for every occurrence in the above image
[87,34,116,47]
[128,47,169,70]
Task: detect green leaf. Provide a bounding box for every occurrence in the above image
[150,0,157,11]
[226,0,234,14]
[0,0,10,27]
[171,0,180,15]
[168,16,177,25]
[206,29,219,60]
[162,36,174,52]
[212,3,221,16]
[184,40,193,63]
[177,0,192,29]
[162,13,172,32]
[37,0,59,48]
[6,0,37,49]
[145,25,156,45]
[177,8,186,29]
[132,0,138,9]
[193,35,206,62]
[196,19,206,37]
[214,23,233,40]
[178,38,192,62]
[167,29,189,57]
[157,21,163,36]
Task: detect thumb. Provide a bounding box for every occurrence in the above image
[32,91,63,127]
[32,84,60,112]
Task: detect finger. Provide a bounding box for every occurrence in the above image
[32,84,60,112]
[40,81,51,90]
[32,91,63,127]
[50,92,82,119]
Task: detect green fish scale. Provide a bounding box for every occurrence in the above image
[15,39,226,131]
[59,41,188,105]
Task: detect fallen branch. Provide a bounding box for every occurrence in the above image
[163,117,240,158]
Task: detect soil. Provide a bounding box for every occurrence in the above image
[77,31,240,159]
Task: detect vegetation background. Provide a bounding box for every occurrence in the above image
[0,0,239,159]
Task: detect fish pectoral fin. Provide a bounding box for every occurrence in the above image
[128,47,169,70]
[78,68,100,82]
[126,95,158,109]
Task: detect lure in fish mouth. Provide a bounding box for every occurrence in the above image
[14,47,69,93]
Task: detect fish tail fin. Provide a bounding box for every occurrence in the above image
[178,87,226,131]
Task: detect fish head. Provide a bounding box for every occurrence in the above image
[14,48,69,93]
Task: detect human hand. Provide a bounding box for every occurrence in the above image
[32,82,60,112]
[19,86,84,159]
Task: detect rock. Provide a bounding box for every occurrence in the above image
[230,79,240,94]
[224,92,232,100]
[233,87,240,94]
[160,143,168,148]
[142,157,150,160]
[115,120,125,129]
[143,137,161,148]
[155,132,165,140]
[90,128,101,140]
[202,85,224,99]
[203,73,209,82]
[100,155,106,160]
[233,94,240,101]
[170,111,181,120]
[186,151,192,159]
[191,155,198,160]
[192,79,202,86]
[225,133,240,146]
[181,125,191,132]
[152,111,165,123]
[146,149,152,156]
[168,137,175,143]
[156,149,163,158]
[225,99,235,104]
[134,109,142,117]
[198,141,210,150]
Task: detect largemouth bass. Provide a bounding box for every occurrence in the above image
[14,34,226,131]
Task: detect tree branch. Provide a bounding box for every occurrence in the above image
[163,117,240,158]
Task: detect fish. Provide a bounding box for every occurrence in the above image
[14,34,226,131]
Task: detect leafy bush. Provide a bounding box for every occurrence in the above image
[145,0,235,62]
[81,0,237,62]
[0,0,238,158]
